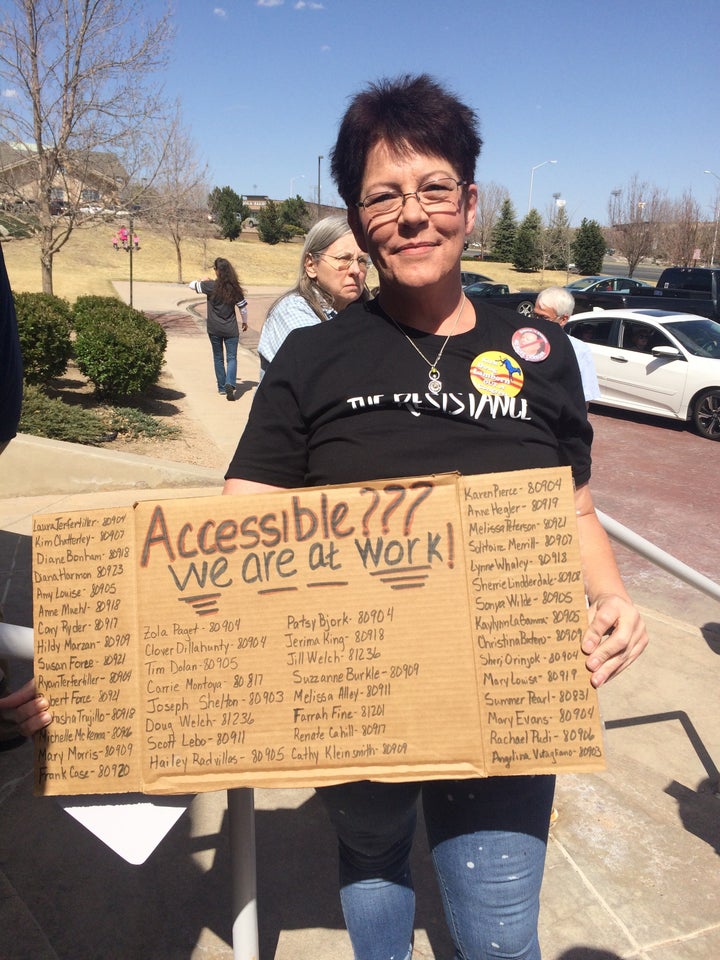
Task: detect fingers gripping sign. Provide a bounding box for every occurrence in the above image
[582,594,649,688]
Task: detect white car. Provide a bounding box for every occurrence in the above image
[565,308,720,440]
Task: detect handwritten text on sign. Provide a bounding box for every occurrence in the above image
[32,468,604,796]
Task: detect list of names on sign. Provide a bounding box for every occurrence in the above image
[462,472,602,775]
[33,468,605,797]
[33,508,140,791]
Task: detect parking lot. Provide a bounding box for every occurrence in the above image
[586,404,719,631]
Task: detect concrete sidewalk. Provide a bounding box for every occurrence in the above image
[1,283,719,960]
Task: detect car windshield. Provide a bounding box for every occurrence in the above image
[662,317,720,358]
[566,278,599,290]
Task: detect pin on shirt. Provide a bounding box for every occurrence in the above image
[512,328,551,362]
[469,351,524,397]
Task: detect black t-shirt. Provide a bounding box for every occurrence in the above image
[0,243,22,443]
[227,298,592,488]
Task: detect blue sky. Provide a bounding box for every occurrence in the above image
[160,0,719,226]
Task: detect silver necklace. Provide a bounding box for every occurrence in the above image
[386,295,466,395]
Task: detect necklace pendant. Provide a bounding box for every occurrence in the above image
[428,368,442,394]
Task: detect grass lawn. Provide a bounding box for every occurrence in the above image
[2,219,570,302]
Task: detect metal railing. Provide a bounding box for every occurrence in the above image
[597,510,720,604]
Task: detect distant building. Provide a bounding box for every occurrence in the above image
[0,142,129,213]
[243,194,270,213]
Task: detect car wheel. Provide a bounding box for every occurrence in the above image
[693,389,720,440]
[516,300,534,317]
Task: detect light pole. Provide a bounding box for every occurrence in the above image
[528,159,557,214]
[290,174,305,197]
[317,155,323,222]
[128,177,147,308]
[704,170,720,266]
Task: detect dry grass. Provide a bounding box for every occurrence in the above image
[2,221,304,300]
[4,221,572,466]
[2,219,570,301]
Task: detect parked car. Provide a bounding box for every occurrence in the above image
[565,308,720,440]
[621,266,720,322]
[479,289,539,316]
[480,277,654,317]
[460,270,492,287]
[565,276,654,295]
[464,280,510,298]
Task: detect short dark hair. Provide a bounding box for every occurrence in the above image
[330,73,482,207]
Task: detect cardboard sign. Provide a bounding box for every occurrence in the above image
[32,467,604,796]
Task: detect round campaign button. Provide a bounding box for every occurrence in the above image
[512,327,551,362]
[469,351,524,397]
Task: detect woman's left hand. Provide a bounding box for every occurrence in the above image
[581,594,648,687]
[0,679,52,736]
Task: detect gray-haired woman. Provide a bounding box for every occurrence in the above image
[257,215,370,378]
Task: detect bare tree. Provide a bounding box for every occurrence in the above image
[606,175,666,276]
[145,110,209,284]
[660,191,702,266]
[0,0,173,293]
[471,182,507,259]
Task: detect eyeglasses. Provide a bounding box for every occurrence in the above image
[356,177,466,218]
[316,253,371,271]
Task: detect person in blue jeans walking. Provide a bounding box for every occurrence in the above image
[223,73,648,960]
[189,257,248,401]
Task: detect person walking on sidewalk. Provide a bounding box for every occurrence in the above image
[189,257,248,401]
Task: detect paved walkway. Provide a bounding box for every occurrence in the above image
[1,283,719,960]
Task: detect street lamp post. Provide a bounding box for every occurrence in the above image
[528,159,557,214]
[128,178,147,308]
[317,155,323,222]
[704,170,720,266]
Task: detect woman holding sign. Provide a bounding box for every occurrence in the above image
[223,74,647,960]
[15,75,647,960]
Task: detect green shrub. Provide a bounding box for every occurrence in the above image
[14,292,73,385]
[72,295,123,331]
[19,384,107,445]
[74,319,165,402]
[73,296,167,352]
[102,406,180,440]
[19,386,181,445]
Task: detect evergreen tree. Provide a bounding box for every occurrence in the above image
[513,209,543,271]
[257,200,284,245]
[279,195,311,233]
[572,218,607,275]
[545,205,572,270]
[489,198,517,261]
[208,186,244,241]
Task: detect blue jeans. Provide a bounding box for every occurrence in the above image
[317,775,555,960]
[208,334,238,391]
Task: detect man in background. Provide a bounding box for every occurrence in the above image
[534,286,600,407]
